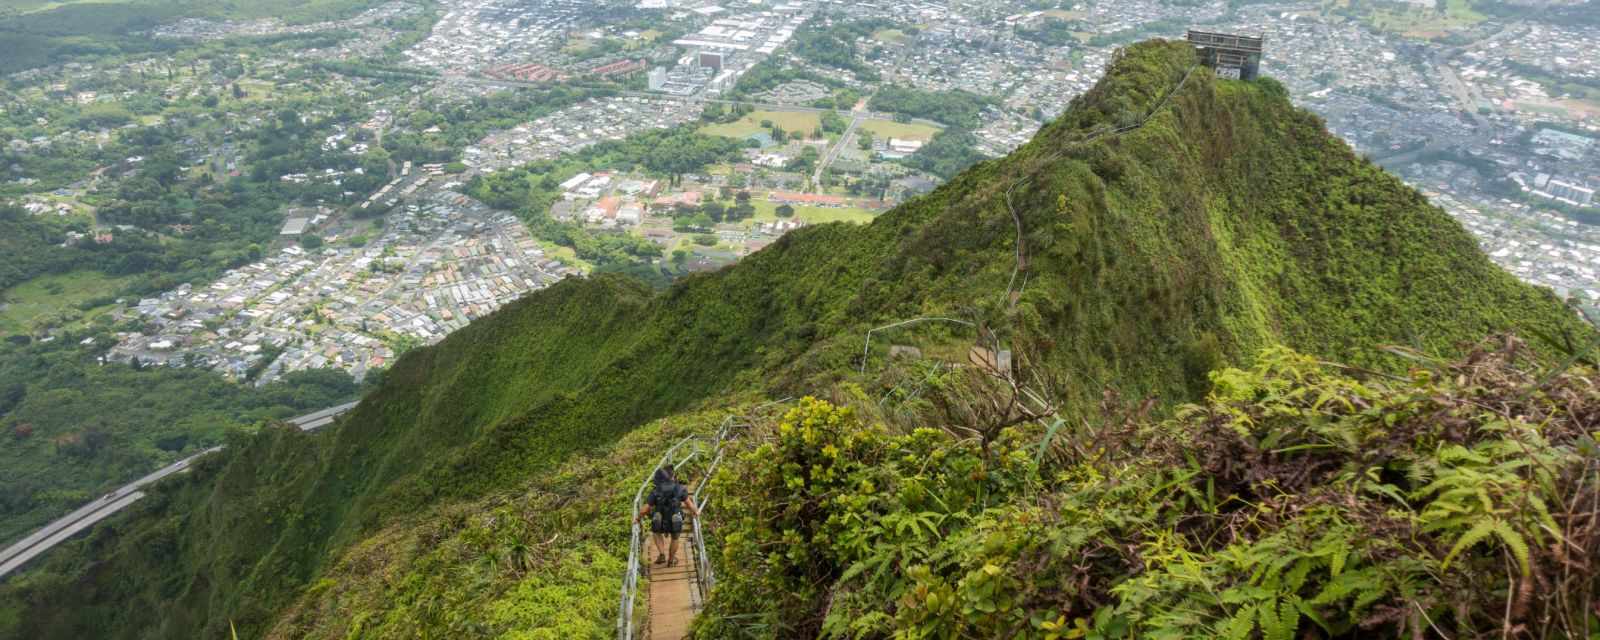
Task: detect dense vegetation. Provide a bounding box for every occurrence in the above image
[791,17,895,82]
[868,85,995,129]
[262,405,751,638]
[10,109,390,298]
[0,208,92,291]
[730,55,843,97]
[1016,17,1083,47]
[0,205,275,301]
[1472,0,1600,27]
[895,127,989,179]
[700,342,1600,637]
[0,3,183,74]
[382,86,608,163]
[1501,60,1600,104]
[0,0,397,73]
[470,127,745,214]
[0,334,359,543]
[0,40,1590,639]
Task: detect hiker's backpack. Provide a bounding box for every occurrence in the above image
[650,482,686,526]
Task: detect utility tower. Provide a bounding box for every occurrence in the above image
[1187,30,1264,80]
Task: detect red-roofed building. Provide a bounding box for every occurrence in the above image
[596,196,621,218]
[485,63,566,82]
[652,191,703,208]
[590,59,646,77]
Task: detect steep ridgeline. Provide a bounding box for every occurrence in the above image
[0,40,1587,639]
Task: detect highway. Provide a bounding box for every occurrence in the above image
[0,400,360,581]
[812,107,866,190]
[290,400,360,431]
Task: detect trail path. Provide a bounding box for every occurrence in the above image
[618,415,753,640]
[645,534,700,639]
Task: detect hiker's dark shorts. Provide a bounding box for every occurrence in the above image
[651,514,683,536]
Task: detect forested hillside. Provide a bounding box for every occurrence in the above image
[0,40,1591,639]
[0,208,81,292]
[0,0,396,73]
[0,332,359,542]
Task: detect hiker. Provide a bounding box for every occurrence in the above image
[636,466,700,567]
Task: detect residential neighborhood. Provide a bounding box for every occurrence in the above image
[110,191,579,384]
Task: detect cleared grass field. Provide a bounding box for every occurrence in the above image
[701,110,824,139]
[1337,0,1484,38]
[0,270,129,335]
[546,244,594,272]
[561,37,596,54]
[859,119,941,142]
[872,28,908,44]
[747,199,877,225]
[1043,9,1087,19]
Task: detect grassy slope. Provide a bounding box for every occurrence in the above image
[0,40,1588,639]
[0,270,128,335]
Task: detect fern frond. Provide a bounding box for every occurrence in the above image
[1328,546,1347,578]
[1441,518,1498,572]
[1283,557,1315,593]
[1311,567,1381,606]
[1221,605,1256,640]
[1258,599,1298,640]
[1292,596,1334,634]
[1490,520,1532,577]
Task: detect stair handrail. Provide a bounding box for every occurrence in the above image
[616,400,787,639]
[688,417,737,599]
[618,433,707,640]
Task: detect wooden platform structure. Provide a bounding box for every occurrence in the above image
[1187,29,1264,80]
[645,532,701,639]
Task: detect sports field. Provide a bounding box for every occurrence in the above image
[859,119,941,142]
[701,111,825,139]
[747,199,878,226]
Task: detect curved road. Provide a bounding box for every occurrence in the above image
[0,400,360,581]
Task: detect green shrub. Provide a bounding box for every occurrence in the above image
[699,343,1600,638]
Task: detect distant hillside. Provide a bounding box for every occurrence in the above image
[0,40,1589,639]
[0,0,401,74]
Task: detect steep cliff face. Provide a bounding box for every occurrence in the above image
[0,40,1587,640]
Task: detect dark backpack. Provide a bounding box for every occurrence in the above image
[650,483,686,522]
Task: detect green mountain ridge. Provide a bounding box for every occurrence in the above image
[0,40,1591,638]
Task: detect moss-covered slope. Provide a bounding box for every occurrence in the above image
[0,40,1586,639]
